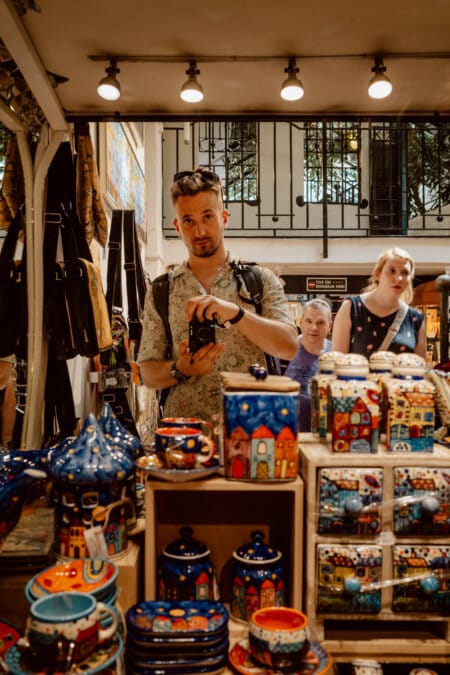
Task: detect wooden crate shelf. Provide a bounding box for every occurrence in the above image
[144,475,303,611]
[299,434,450,663]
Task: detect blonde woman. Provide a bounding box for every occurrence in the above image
[331,247,426,358]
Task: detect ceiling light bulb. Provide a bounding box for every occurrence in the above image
[97,59,121,101]
[180,60,204,103]
[368,56,392,99]
[280,57,304,101]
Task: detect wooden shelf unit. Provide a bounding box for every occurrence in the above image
[144,475,303,611]
[299,434,450,663]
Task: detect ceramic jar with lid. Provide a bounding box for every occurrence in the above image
[157,526,216,601]
[230,530,285,622]
[310,351,341,437]
[384,353,435,452]
[49,413,136,559]
[369,351,395,435]
[328,353,380,453]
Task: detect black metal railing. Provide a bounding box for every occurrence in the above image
[162,119,450,241]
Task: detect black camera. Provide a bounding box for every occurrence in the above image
[188,316,216,354]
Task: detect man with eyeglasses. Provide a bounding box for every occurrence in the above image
[138,168,298,430]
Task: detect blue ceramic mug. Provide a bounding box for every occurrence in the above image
[27,591,117,666]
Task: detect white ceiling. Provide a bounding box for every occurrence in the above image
[2,0,450,123]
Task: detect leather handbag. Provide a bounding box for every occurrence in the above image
[0,211,27,359]
[97,209,147,436]
[44,142,112,360]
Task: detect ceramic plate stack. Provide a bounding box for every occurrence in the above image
[24,558,119,630]
[125,600,229,675]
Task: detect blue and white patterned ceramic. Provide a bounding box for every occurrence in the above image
[248,607,309,671]
[126,600,229,639]
[231,530,285,622]
[157,527,216,601]
[48,414,136,558]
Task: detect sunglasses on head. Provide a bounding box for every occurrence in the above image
[173,169,221,183]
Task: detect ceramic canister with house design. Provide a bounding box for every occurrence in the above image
[310,351,341,437]
[230,530,285,623]
[48,413,136,559]
[383,353,435,453]
[328,354,380,453]
[221,371,299,481]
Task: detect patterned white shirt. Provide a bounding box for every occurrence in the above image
[138,253,295,428]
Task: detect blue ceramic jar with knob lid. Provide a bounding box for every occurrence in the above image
[157,526,216,601]
[230,530,285,623]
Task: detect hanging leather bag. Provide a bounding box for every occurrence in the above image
[44,142,112,360]
[0,211,27,359]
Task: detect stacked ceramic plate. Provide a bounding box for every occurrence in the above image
[24,558,119,630]
[125,600,229,675]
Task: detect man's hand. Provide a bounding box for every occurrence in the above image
[178,339,225,376]
[185,295,242,325]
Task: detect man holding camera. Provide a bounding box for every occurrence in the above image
[138,168,297,428]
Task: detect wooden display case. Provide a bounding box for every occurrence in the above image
[299,434,450,664]
[144,475,303,611]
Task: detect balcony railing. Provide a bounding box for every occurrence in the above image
[162,119,450,241]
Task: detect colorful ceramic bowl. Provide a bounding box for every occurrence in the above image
[26,559,118,602]
[248,607,309,672]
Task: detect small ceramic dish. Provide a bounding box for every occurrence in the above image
[124,655,227,675]
[126,600,229,639]
[229,638,333,675]
[126,634,229,659]
[136,461,222,483]
[125,649,228,671]
[27,558,118,601]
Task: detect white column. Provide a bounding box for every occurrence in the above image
[144,122,165,280]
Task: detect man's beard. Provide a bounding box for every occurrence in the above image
[192,239,219,258]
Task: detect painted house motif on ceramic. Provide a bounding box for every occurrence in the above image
[392,545,450,613]
[223,392,299,480]
[384,353,436,453]
[317,544,382,614]
[393,467,450,535]
[318,468,383,535]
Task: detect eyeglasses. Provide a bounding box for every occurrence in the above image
[173,169,221,184]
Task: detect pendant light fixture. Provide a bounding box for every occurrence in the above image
[368,56,392,99]
[97,58,121,100]
[280,57,304,101]
[180,60,204,103]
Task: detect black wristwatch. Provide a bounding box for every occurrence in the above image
[170,362,191,384]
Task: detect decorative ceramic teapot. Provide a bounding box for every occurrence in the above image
[157,526,216,602]
[230,530,285,622]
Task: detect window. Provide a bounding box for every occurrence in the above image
[304,121,360,204]
[198,121,258,202]
[408,122,450,219]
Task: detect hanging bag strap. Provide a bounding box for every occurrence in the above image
[105,209,124,319]
[122,210,146,343]
[378,301,408,351]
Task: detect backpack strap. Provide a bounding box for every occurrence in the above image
[230,261,277,375]
[230,260,263,314]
